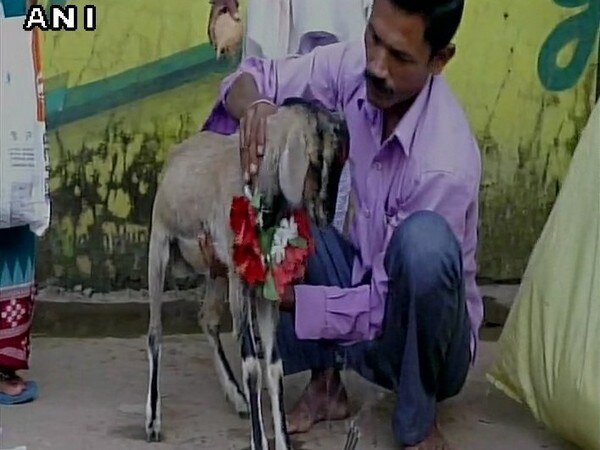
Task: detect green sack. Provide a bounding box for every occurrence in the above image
[487,100,600,449]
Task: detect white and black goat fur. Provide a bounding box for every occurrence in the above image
[145,98,348,449]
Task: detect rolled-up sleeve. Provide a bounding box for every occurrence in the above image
[294,284,372,341]
[201,42,350,134]
[293,237,391,343]
[294,170,482,345]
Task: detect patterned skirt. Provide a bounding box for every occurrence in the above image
[0,226,36,371]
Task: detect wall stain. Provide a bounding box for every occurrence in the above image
[477,68,595,279]
[38,113,200,291]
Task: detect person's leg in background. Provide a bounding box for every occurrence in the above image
[0,225,38,404]
[344,210,471,447]
[276,225,356,433]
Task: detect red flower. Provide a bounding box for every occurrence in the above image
[229,198,315,297]
[272,245,310,297]
[233,244,266,285]
[229,196,266,286]
[230,197,259,247]
[272,210,314,297]
[292,210,314,252]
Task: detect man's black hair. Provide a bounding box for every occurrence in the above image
[388,0,465,54]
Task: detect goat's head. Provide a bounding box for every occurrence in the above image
[257,98,349,229]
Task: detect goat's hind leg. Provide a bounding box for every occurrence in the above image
[240,291,268,450]
[145,224,169,442]
[200,275,249,417]
[257,300,292,450]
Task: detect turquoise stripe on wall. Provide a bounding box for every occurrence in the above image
[1,0,26,17]
[3,0,238,128]
[0,0,66,16]
[44,44,239,130]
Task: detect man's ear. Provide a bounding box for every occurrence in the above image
[430,44,456,75]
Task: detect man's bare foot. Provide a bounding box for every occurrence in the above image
[287,368,350,434]
[405,423,451,450]
[0,372,26,397]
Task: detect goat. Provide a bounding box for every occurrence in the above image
[145,98,348,449]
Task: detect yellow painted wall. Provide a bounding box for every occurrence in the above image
[36,0,247,288]
[41,2,215,86]
[30,0,597,289]
[447,0,598,279]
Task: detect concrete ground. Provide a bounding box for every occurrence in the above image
[0,332,577,450]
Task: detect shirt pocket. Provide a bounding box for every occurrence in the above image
[384,164,417,231]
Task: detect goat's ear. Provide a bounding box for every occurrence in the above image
[278,134,310,208]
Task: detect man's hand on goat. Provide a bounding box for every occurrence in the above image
[240,100,278,185]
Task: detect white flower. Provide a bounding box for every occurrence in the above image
[270,217,299,264]
[271,242,285,265]
[243,185,254,201]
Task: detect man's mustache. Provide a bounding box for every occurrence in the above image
[364,70,394,96]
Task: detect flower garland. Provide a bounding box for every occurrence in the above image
[229,187,314,301]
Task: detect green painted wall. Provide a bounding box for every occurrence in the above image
[24,0,598,290]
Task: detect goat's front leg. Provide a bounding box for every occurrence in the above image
[241,296,268,450]
[256,300,292,450]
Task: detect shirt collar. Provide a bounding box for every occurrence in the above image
[357,75,433,156]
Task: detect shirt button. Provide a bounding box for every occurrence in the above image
[373,162,382,171]
[364,209,371,218]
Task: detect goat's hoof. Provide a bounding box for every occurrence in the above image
[146,424,161,443]
[146,430,161,443]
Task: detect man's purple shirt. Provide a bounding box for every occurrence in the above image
[202,40,483,359]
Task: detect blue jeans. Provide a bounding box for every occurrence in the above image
[276,211,471,446]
